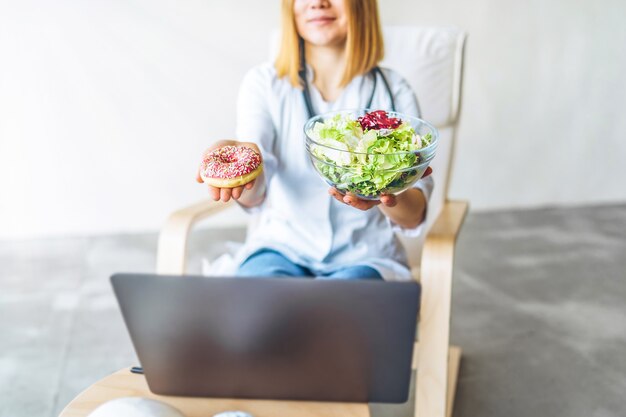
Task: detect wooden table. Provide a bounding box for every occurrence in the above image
[59,368,371,417]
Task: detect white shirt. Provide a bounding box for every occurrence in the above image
[233,63,434,281]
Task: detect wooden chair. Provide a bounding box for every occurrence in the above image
[60,26,467,417]
[156,27,468,417]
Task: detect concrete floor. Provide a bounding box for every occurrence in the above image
[1,204,625,417]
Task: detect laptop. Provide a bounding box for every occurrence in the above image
[111,273,420,403]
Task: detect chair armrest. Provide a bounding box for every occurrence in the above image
[424,199,468,246]
[415,199,468,417]
[156,199,234,274]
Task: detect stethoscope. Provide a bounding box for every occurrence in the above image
[298,40,397,118]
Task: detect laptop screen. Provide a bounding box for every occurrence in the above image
[112,273,420,403]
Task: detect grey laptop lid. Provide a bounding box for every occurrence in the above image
[111,273,420,403]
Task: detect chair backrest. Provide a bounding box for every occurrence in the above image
[268,27,467,269]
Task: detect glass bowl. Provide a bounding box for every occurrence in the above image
[304,109,438,200]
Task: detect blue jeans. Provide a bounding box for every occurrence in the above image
[236,249,383,280]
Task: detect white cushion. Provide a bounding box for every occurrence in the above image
[87,397,185,417]
[381,26,465,128]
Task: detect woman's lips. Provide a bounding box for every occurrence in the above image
[308,16,336,24]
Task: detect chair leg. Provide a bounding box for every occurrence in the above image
[446,346,462,417]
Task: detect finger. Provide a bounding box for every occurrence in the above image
[362,200,381,210]
[220,187,232,202]
[342,192,359,205]
[346,193,382,210]
[421,166,433,178]
[328,187,339,197]
[208,186,220,201]
[231,186,243,200]
[346,199,374,211]
[244,179,256,190]
[380,195,398,207]
[328,188,344,203]
[343,195,365,209]
[329,188,344,201]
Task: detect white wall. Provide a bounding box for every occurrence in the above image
[387,0,626,211]
[1,0,625,239]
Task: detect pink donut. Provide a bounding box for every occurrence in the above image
[201,145,263,188]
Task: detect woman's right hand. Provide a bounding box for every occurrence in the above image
[196,140,263,203]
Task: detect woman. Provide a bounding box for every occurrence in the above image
[196,0,433,281]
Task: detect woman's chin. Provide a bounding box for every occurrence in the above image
[303,32,347,48]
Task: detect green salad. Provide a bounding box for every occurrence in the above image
[307,110,433,197]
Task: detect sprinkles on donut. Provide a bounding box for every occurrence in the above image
[200,145,263,188]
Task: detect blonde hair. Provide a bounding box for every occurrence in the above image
[275,0,384,88]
